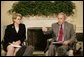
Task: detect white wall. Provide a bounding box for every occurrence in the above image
[22,16,73,28]
[72,1,83,33]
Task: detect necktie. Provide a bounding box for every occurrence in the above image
[58,24,63,42]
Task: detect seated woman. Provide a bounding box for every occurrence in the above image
[2,13,26,56]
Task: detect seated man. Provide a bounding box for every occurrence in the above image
[42,12,77,56]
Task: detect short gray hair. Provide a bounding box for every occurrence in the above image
[57,12,67,19]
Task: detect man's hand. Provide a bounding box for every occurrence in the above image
[42,26,48,32]
[63,40,70,46]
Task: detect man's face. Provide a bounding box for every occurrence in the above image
[57,14,65,25]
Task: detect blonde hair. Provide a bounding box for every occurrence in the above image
[57,12,67,19]
[12,13,22,19]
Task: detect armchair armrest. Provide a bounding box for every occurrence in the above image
[22,40,28,46]
[44,38,53,53]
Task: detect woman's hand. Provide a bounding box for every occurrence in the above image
[12,42,16,45]
[12,40,21,45]
[15,40,21,45]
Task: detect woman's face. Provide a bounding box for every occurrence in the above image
[14,16,22,24]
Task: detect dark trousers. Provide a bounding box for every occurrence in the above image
[16,45,34,56]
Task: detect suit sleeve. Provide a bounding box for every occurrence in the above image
[20,24,26,43]
[70,25,77,42]
[43,24,55,42]
[2,25,10,51]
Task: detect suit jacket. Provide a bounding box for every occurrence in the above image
[2,23,26,51]
[44,21,76,42]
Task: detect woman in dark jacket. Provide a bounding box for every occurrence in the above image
[2,13,26,56]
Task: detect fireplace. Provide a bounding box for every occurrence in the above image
[27,27,52,51]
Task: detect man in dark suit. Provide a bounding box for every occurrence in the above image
[42,12,77,56]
